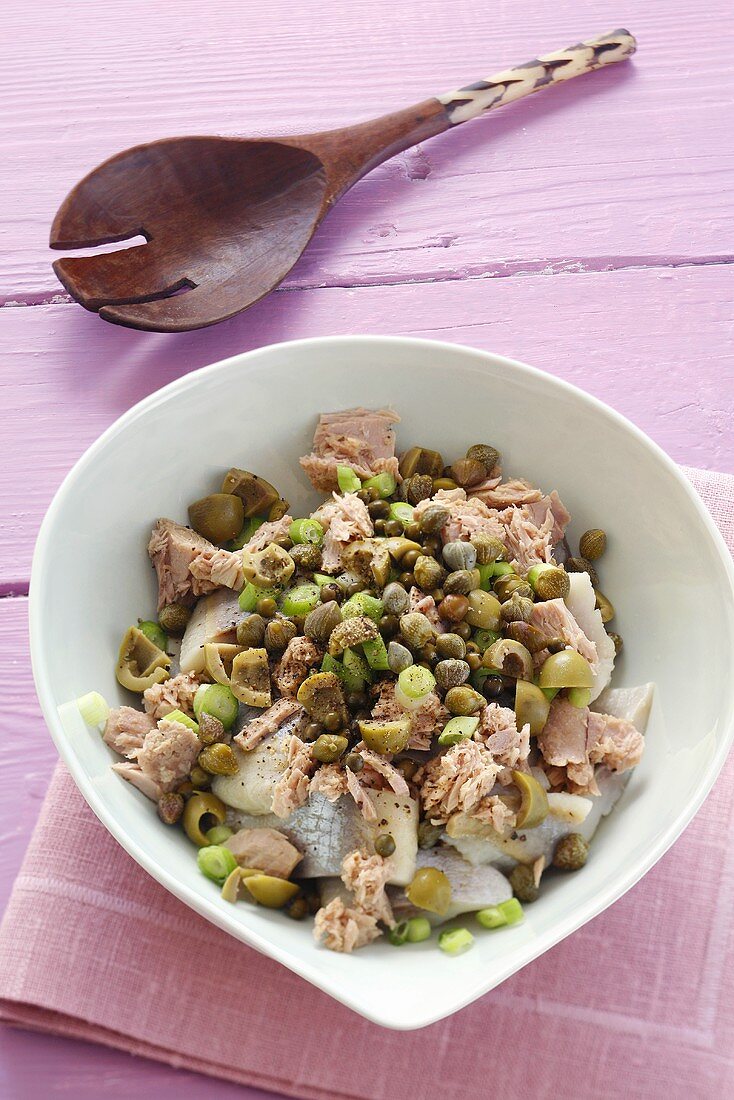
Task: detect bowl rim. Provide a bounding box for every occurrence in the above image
[28,334,734,1029]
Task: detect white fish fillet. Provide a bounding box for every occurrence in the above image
[592,682,655,730]
[390,846,513,924]
[564,572,616,702]
[180,588,247,673]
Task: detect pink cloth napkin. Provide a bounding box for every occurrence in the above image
[1,466,733,1100]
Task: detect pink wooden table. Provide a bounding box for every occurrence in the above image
[1,0,733,1095]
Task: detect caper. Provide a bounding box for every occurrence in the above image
[346,691,368,713]
[320,582,342,603]
[500,593,534,624]
[608,631,624,655]
[450,458,486,488]
[406,867,451,915]
[579,528,607,561]
[264,618,298,652]
[256,597,277,618]
[483,638,534,680]
[304,600,342,643]
[379,613,400,638]
[553,833,589,871]
[413,555,444,591]
[470,533,505,565]
[482,675,503,699]
[384,519,403,537]
[435,633,466,660]
[346,751,364,773]
[244,874,300,909]
[157,791,184,825]
[545,636,567,654]
[399,611,435,649]
[188,493,244,544]
[494,574,531,601]
[382,581,410,617]
[594,590,615,624]
[423,535,443,556]
[399,571,415,588]
[432,477,458,492]
[405,473,434,506]
[368,498,390,519]
[388,640,414,674]
[455,620,472,640]
[158,602,192,635]
[435,659,471,691]
[399,446,444,479]
[236,613,266,648]
[289,543,321,571]
[402,548,421,570]
[466,444,500,472]
[534,567,570,602]
[374,519,387,535]
[418,503,450,535]
[303,721,323,742]
[286,895,309,920]
[565,556,599,587]
[182,791,227,847]
[418,820,444,849]
[404,521,422,542]
[443,541,478,572]
[445,685,485,715]
[322,711,343,732]
[190,765,211,789]
[198,713,228,745]
[375,833,396,857]
[312,733,348,762]
[464,589,502,630]
[505,620,549,654]
[199,743,239,776]
[466,653,482,672]
[509,864,539,903]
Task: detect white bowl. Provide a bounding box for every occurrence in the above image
[30,336,734,1030]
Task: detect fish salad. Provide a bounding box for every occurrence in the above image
[81,407,653,955]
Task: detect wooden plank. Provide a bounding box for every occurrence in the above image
[2,0,733,299]
[1,263,732,585]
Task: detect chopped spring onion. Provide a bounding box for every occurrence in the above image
[193,683,239,730]
[161,709,199,733]
[137,620,168,652]
[337,466,362,493]
[491,562,515,579]
[362,471,397,498]
[362,634,390,671]
[280,583,321,616]
[289,518,324,546]
[477,564,495,591]
[388,502,414,527]
[313,573,333,588]
[321,653,364,694]
[476,898,524,929]
[405,917,432,943]
[341,591,384,623]
[197,844,238,885]
[438,928,474,956]
[389,920,410,946]
[76,691,110,728]
[473,628,500,652]
[438,715,480,746]
[343,646,374,685]
[205,824,234,845]
[226,515,265,550]
[239,581,279,612]
[398,664,436,700]
[567,686,592,708]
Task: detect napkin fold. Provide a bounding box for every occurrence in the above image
[1,467,733,1099]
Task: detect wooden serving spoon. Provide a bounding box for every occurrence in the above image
[50,29,635,333]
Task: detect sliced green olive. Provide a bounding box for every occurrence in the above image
[514,680,551,736]
[358,718,411,754]
[241,543,295,588]
[244,874,300,908]
[406,867,452,915]
[464,589,502,631]
[482,638,534,680]
[221,468,280,517]
[203,642,243,686]
[221,865,260,903]
[115,626,171,692]
[230,647,271,707]
[188,493,244,544]
[398,446,444,479]
[383,537,424,563]
[183,791,227,847]
[538,649,594,689]
[296,672,348,727]
[594,590,615,624]
[512,770,550,829]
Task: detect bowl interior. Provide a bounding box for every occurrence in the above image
[31,336,734,1028]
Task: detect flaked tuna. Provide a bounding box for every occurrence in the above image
[137,717,200,792]
[271,735,316,818]
[103,706,156,759]
[414,488,506,545]
[273,636,322,699]
[419,740,500,824]
[148,519,243,610]
[341,850,394,926]
[370,679,448,751]
[469,477,543,508]
[225,827,302,878]
[111,762,163,802]
[313,492,373,573]
[313,897,380,953]
[242,514,294,553]
[300,407,400,492]
[530,598,598,669]
[477,702,530,771]
[143,671,203,721]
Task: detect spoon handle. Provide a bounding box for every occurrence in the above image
[437,29,636,126]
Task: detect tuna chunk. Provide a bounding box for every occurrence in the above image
[419,740,500,824]
[414,488,506,545]
[225,827,302,878]
[497,504,554,573]
[148,519,243,610]
[313,897,381,953]
[537,698,590,770]
[530,598,598,669]
[143,672,203,721]
[469,477,543,508]
[312,492,374,573]
[243,515,294,553]
[273,636,323,699]
[341,850,394,926]
[309,764,349,802]
[300,407,400,492]
[234,698,304,752]
[103,706,156,759]
[588,712,644,773]
[271,735,316,818]
[137,718,200,792]
[371,679,448,751]
[111,762,164,801]
[538,698,644,794]
[477,703,530,770]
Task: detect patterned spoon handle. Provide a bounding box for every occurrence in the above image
[437,29,636,125]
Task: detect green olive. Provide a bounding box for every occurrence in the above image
[296,672,348,728]
[221,468,280,517]
[483,638,534,680]
[244,874,300,908]
[220,865,260,903]
[383,537,424,563]
[358,718,411,754]
[183,792,227,847]
[432,477,458,492]
[230,647,271,707]
[399,446,444,479]
[203,642,243,686]
[512,769,550,828]
[188,493,244,544]
[406,867,452,915]
[242,543,295,588]
[444,685,485,715]
[312,734,348,763]
[538,649,594,689]
[464,590,502,630]
[115,626,171,692]
[515,680,551,737]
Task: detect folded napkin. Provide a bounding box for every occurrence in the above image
[1,467,733,1099]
